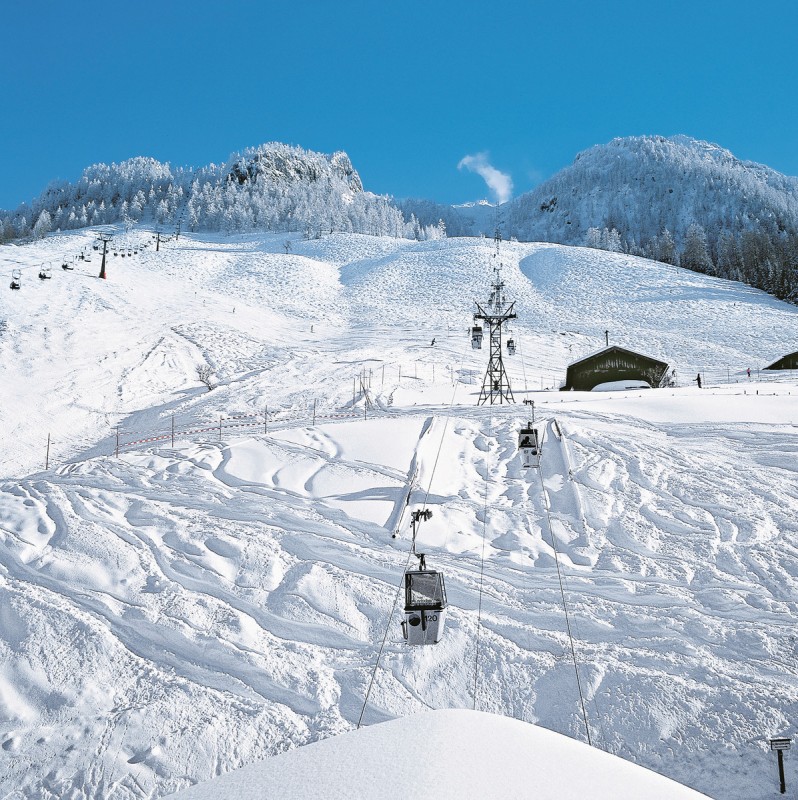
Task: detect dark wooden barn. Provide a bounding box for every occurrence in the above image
[765,351,798,370]
[561,345,669,391]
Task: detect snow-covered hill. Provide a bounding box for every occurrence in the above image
[1,227,797,800]
[507,134,798,249]
[164,710,710,799]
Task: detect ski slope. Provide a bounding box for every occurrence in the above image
[1,227,797,799]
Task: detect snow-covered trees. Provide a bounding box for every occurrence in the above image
[32,210,52,239]
[680,224,713,273]
[0,143,423,243]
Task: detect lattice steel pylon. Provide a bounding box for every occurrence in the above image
[475,234,516,404]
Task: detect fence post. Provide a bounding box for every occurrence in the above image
[171,414,175,447]
[219,416,222,440]
[265,405,268,434]
[312,399,316,426]
[45,433,50,470]
[115,426,119,458]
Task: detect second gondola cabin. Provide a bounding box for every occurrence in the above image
[402,554,447,645]
[519,423,540,469]
[471,325,483,349]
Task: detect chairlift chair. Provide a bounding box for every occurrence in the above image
[85,251,92,262]
[10,269,21,290]
[518,423,540,469]
[402,553,448,645]
[507,338,516,355]
[471,325,483,350]
[38,265,52,280]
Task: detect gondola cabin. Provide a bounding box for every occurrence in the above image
[519,423,540,469]
[507,338,516,355]
[471,325,483,350]
[402,554,447,645]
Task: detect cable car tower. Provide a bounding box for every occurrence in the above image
[474,232,516,404]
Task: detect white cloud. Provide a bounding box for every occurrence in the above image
[457,152,513,204]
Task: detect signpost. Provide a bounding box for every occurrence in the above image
[770,736,791,795]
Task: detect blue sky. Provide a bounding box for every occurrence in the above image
[2,0,797,210]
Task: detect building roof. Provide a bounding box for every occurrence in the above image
[567,345,668,371]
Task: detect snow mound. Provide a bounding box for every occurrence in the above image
[164,709,709,800]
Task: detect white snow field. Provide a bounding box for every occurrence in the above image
[163,709,710,799]
[1,227,797,799]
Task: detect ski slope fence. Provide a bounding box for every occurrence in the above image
[114,408,368,456]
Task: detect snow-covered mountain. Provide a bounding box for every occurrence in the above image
[505,135,798,300]
[1,225,797,800]
[0,143,436,243]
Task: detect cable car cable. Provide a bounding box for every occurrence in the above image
[471,413,493,710]
[357,339,467,727]
[535,418,593,746]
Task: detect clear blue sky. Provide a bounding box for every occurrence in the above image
[2,0,797,211]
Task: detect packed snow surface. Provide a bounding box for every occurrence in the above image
[163,709,710,799]
[1,228,797,800]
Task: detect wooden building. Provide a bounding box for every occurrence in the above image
[765,351,798,370]
[561,345,669,391]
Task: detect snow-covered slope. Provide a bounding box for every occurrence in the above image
[1,228,797,800]
[164,710,710,799]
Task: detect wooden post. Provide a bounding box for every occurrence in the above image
[353,376,356,405]
[265,405,268,434]
[399,365,401,383]
[45,433,50,470]
[219,416,222,440]
[382,364,385,386]
[115,427,119,458]
[778,749,786,794]
[312,399,316,426]
[171,414,175,447]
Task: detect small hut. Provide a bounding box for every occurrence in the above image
[561,345,669,391]
[764,351,798,371]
